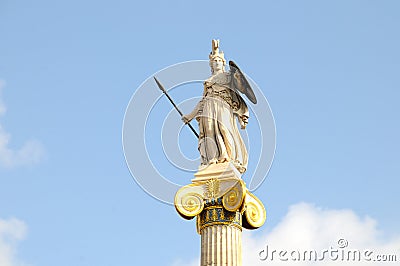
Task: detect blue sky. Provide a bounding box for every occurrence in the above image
[0,1,399,265]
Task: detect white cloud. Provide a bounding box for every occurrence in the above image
[0,218,28,266]
[0,80,45,168]
[173,202,400,266]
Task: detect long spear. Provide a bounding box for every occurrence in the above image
[154,77,199,138]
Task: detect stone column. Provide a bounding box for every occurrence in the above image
[198,199,242,266]
[174,163,266,266]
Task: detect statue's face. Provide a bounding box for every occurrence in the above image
[211,57,224,72]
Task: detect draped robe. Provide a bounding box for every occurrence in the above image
[196,72,249,173]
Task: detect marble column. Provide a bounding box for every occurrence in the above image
[174,163,266,266]
[198,200,242,266]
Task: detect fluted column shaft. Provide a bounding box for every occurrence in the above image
[198,201,242,266]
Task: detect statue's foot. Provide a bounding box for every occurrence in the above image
[209,159,218,164]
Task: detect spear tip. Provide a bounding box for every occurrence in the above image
[153,76,166,93]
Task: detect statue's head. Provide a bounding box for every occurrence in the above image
[209,39,226,74]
